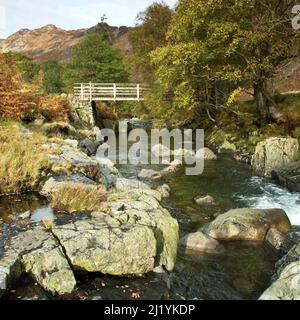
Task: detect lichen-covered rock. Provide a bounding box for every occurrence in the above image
[45,143,101,181]
[52,215,157,275]
[274,243,300,279]
[266,228,287,250]
[196,148,217,161]
[156,184,171,198]
[161,160,182,175]
[179,232,223,253]
[79,138,99,156]
[194,195,216,206]
[41,174,97,198]
[252,137,299,177]
[115,177,151,191]
[272,161,300,193]
[173,148,195,158]
[0,226,76,297]
[108,190,179,272]
[138,169,162,181]
[259,259,300,300]
[108,188,162,203]
[94,158,122,188]
[218,141,237,155]
[205,208,292,241]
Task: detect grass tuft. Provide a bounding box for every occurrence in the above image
[0,124,52,194]
[51,183,107,214]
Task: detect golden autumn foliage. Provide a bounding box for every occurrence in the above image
[39,95,71,122]
[0,53,71,121]
[95,101,117,120]
[0,124,51,194]
[51,183,107,213]
[0,54,39,119]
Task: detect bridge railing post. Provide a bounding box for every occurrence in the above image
[80,83,84,101]
[137,84,140,102]
[89,82,92,102]
[113,83,117,102]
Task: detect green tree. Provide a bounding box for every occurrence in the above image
[150,0,299,124]
[41,60,63,94]
[127,1,174,82]
[6,52,40,83]
[63,32,128,87]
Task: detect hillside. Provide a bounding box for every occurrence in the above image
[0,24,131,63]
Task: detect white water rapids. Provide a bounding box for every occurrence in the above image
[236,176,300,226]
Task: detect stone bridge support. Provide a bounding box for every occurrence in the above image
[67,94,95,128]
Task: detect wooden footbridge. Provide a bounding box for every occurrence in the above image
[74,83,149,102]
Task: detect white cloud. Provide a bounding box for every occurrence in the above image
[0,0,178,38]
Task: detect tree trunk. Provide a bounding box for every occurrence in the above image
[253,80,273,125]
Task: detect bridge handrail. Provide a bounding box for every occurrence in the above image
[74,83,150,102]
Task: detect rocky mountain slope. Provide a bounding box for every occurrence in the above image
[0,24,131,63]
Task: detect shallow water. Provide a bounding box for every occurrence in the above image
[1,154,300,300]
[0,193,49,224]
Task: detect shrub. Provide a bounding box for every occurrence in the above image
[95,102,117,120]
[0,54,71,122]
[39,95,71,122]
[41,121,77,138]
[0,54,40,120]
[293,127,300,140]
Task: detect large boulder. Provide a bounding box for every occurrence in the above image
[45,143,102,182]
[259,244,300,300]
[259,260,300,300]
[179,232,223,253]
[108,189,179,272]
[205,208,292,242]
[0,225,76,297]
[252,137,299,177]
[272,161,300,193]
[273,243,300,278]
[41,174,97,198]
[93,160,179,272]
[52,214,157,275]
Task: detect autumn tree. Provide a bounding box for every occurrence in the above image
[127,1,174,82]
[150,0,299,124]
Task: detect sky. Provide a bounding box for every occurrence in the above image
[0,0,178,38]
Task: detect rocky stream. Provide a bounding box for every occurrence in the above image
[1,120,300,300]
